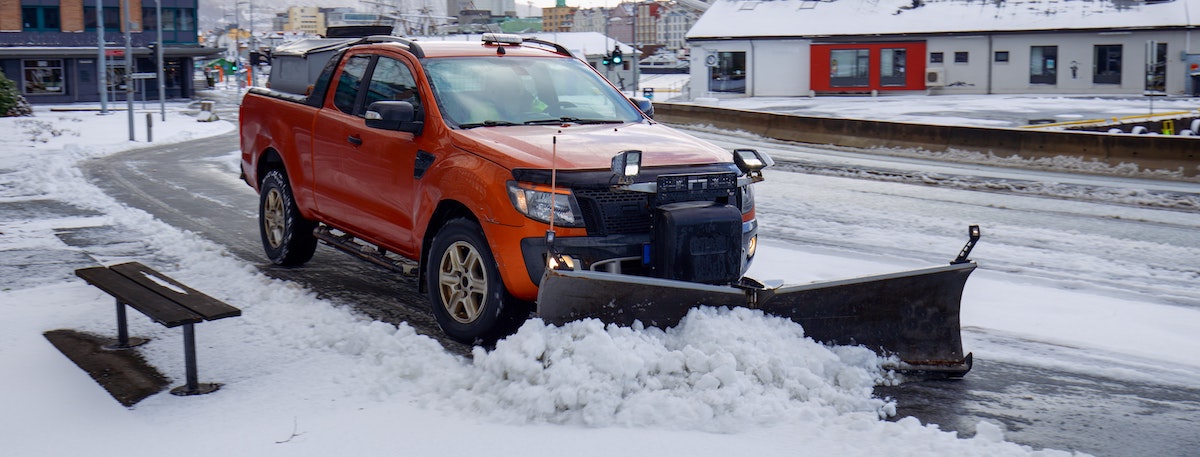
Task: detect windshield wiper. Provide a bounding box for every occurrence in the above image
[524,117,627,125]
[459,120,519,129]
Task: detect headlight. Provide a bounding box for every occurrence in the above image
[506,181,586,227]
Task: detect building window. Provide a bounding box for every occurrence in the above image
[22,60,65,95]
[954,51,969,63]
[143,8,197,37]
[930,52,943,63]
[178,9,195,31]
[163,9,177,31]
[830,49,870,87]
[1093,45,1122,84]
[107,66,127,92]
[994,51,1009,63]
[83,7,122,31]
[709,51,746,93]
[142,8,157,30]
[1146,42,1167,94]
[1030,46,1057,84]
[22,6,60,31]
[880,48,906,86]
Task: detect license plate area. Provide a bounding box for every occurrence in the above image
[655,172,737,206]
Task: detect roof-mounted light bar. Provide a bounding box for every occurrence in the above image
[482,33,524,45]
[481,33,573,57]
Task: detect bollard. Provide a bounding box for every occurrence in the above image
[197,100,219,122]
[146,112,153,142]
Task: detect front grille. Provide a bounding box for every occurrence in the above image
[574,188,652,236]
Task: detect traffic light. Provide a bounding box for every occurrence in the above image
[602,54,611,66]
[611,47,623,65]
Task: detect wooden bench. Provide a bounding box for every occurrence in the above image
[75,262,241,396]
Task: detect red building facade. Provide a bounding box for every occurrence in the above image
[810,42,927,92]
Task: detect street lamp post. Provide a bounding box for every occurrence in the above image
[632,2,639,94]
[123,0,135,141]
[235,3,242,89]
[239,0,254,86]
[96,0,108,114]
[156,0,164,121]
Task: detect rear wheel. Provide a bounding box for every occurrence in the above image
[259,169,317,266]
[426,218,524,344]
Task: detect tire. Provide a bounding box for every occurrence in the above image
[426,218,525,344]
[259,169,317,266]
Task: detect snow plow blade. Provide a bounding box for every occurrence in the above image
[537,262,976,376]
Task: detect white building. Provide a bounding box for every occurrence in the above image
[658,8,699,52]
[686,0,1200,98]
[571,8,609,35]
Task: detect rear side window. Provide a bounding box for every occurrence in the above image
[333,55,371,114]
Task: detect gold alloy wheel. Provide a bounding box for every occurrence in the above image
[437,241,487,324]
[263,188,285,249]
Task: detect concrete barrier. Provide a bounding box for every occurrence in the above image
[655,102,1200,178]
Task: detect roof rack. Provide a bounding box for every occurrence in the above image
[522,38,573,57]
[480,33,572,58]
[354,35,425,58]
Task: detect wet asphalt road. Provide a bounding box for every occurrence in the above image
[68,93,1200,456]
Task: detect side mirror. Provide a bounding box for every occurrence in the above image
[629,97,654,119]
[366,101,423,134]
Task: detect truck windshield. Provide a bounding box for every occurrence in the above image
[424,57,645,128]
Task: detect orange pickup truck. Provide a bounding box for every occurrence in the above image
[240,34,771,344]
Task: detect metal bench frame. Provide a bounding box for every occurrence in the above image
[75,262,241,396]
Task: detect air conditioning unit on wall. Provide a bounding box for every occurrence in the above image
[926,68,945,87]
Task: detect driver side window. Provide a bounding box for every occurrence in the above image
[364,57,421,117]
[333,55,371,114]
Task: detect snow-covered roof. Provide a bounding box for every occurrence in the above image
[687,0,1200,39]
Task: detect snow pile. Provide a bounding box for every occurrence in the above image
[449,310,895,429]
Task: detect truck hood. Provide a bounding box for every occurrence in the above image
[449,122,732,171]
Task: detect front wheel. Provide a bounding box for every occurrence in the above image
[259,169,317,266]
[426,218,525,344]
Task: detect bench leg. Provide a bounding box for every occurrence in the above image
[102,299,148,350]
[170,323,220,396]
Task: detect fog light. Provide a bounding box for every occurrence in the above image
[746,235,758,259]
[548,254,576,270]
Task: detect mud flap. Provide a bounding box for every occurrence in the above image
[537,262,975,376]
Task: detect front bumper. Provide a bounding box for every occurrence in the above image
[520,218,758,286]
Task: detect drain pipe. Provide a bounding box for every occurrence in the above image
[987,34,994,95]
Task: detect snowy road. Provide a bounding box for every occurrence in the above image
[67,111,1200,455]
[679,127,1200,309]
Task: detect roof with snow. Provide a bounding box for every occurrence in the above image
[687,0,1200,39]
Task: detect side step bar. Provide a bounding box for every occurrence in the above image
[313,225,419,277]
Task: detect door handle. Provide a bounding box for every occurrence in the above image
[347,135,363,146]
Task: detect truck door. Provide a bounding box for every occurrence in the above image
[311,53,421,256]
